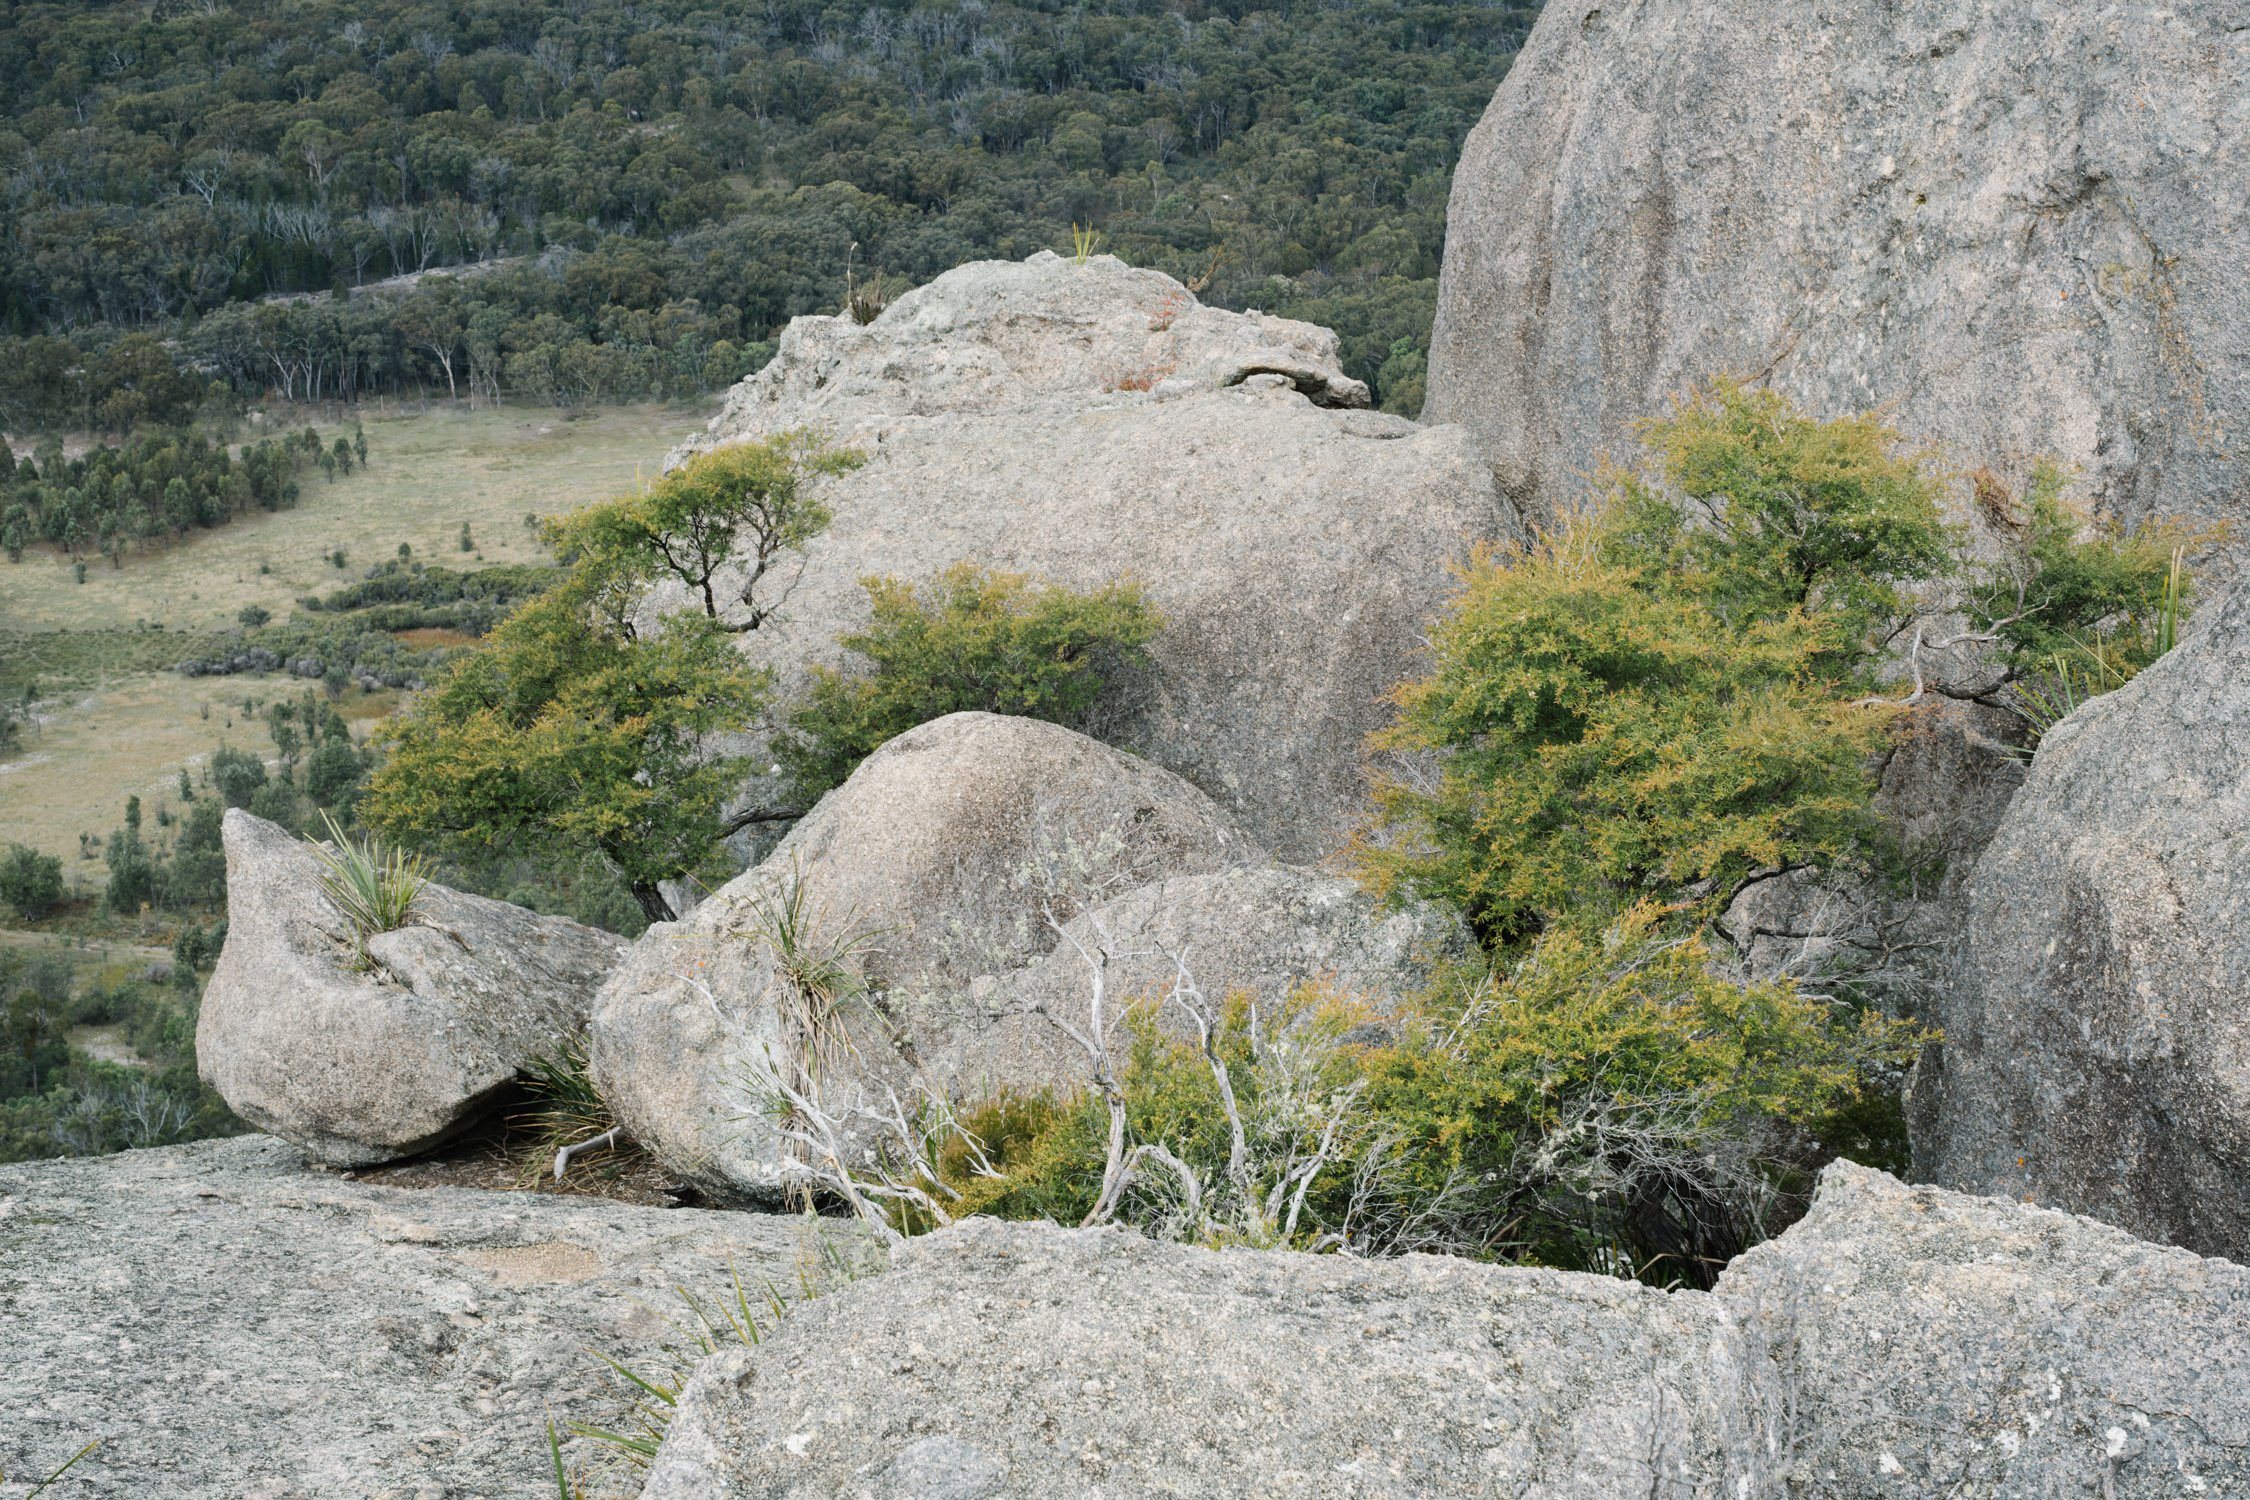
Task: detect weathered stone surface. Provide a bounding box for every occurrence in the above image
[639,1217,1787,1500]
[674,251,1371,443]
[666,252,1519,861]
[923,863,1472,1098]
[198,811,626,1167]
[1918,584,2250,1260]
[1719,1162,2250,1497]
[1427,0,2248,535]
[0,1135,830,1500]
[587,713,1256,1200]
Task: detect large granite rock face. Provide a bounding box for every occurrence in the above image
[0,1136,828,1500]
[640,1217,1789,1500]
[667,252,1520,862]
[1918,584,2250,1260]
[1426,0,2248,532]
[1720,1163,2250,1497]
[197,810,626,1167]
[586,713,1257,1200]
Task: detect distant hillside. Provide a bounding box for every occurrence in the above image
[0,0,1543,424]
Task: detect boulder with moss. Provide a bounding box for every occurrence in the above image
[640,1215,1790,1499]
[1719,1163,2250,1494]
[923,863,1474,1098]
[0,1135,828,1498]
[1426,0,2248,536]
[197,809,627,1166]
[1916,582,2250,1259]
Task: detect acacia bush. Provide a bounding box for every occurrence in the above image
[917,915,1922,1282]
[779,563,1162,802]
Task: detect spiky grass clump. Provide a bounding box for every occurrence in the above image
[513,1035,642,1188]
[739,864,883,1094]
[309,811,429,966]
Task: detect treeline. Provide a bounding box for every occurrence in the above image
[0,0,1540,419]
[0,424,349,567]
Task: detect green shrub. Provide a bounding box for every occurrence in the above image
[778,564,1162,802]
[1979,464,2200,670]
[208,746,268,809]
[0,843,64,919]
[1354,908,1925,1279]
[1359,486,1923,941]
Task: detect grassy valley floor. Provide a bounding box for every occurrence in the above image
[0,400,710,872]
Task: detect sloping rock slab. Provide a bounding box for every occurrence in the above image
[664,253,1518,862]
[1719,1162,2250,1497]
[0,1136,832,1500]
[639,1217,1785,1499]
[198,810,626,1167]
[1921,582,2250,1258]
[1426,0,2248,537]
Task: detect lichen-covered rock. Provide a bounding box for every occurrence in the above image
[197,810,626,1167]
[0,1135,829,1500]
[1719,1162,2250,1496]
[665,252,1518,862]
[1918,584,2250,1259]
[922,863,1472,1098]
[1426,0,2248,534]
[639,1217,1788,1500]
[587,713,1256,1200]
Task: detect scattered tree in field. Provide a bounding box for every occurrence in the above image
[0,845,65,920]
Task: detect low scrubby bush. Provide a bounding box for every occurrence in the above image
[778,563,1162,802]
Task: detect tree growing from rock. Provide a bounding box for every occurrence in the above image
[362,435,857,922]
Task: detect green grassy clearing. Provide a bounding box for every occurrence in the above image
[0,400,705,635]
[0,400,709,865]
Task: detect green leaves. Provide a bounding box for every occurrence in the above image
[361,437,867,920]
[776,563,1163,803]
[1365,520,1897,944]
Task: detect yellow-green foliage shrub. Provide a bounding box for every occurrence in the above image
[1360,382,1956,942]
[779,563,1162,801]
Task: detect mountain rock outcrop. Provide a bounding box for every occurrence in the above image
[0,1136,833,1499]
[1719,1163,2250,1496]
[197,810,625,1166]
[666,252,1521,861]
[1918,582,2250,1260]
[1426,0,2248,532]
[587,713,1257,1199]
[640,1215,1789,1500]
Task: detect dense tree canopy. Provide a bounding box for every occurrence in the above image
[0,0,1541,421]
